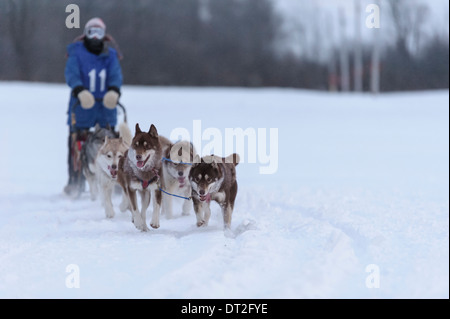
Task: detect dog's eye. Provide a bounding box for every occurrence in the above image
[107,154,112,158]
[195,176,201,182]
[206,177,212,183]
[118,155,123,158]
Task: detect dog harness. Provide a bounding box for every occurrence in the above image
[159,188,192,201]
[138,168,159,189]
[159,157,193,200]
[161,157,193,166]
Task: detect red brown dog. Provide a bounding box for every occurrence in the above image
[118,123,170,231]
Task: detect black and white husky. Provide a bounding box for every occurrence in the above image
[188,154,240,229]
[81,124,117,200]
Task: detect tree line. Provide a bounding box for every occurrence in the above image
[0,0,448,92]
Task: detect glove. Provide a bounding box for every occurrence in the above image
[77,90,95,109]
[103,89,120,109]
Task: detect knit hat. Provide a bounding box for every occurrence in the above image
[84,18,106,40]
[85,17,106,30]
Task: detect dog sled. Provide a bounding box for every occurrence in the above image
[64,99,127,198]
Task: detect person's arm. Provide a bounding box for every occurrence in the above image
[65,45,84,92]
[103,52,123,109]
[107,52,123,94]
[65,44,95,109]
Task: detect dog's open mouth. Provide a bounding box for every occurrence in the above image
[136,155,150,169]
[108,166,118,178]
[136,161,145,168]
[199,193,210,202]
[178,177,185,187]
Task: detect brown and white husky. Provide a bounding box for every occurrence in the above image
[189,153,240,229]
[117,123,170,231]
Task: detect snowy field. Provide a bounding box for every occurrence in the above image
[0,82,448,299]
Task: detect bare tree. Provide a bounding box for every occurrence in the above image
[370,30,381,94]
[387,0,429,57]
[339,8,350,92]
[353,0,363,92]
[370,0,381,94]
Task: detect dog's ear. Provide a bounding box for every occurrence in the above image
[190,142,196,162]
[225,153,240,166]
[202,155,212,164]
[233,153,240,166]
[94,123,101,133]
[149,124,158,138]
[192,154,201,167]
[135,123,142,134]
[106,124,112,131]
[166,144,173,159]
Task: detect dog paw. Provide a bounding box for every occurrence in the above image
[150,222,160,229]
[133,216,148,232]
[196,220,207,227]
[105,208,115,219]
[134,223,149,232]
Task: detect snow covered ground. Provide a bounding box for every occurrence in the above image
[0,82,448,298]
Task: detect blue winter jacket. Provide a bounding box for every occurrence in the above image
[65,41,123,130]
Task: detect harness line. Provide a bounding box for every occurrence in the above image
[159,157,192,200]
[159,187,191,201]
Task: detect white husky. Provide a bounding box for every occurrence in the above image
[95,122,132,218]
[161,141,197,219]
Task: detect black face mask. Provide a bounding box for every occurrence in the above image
[84,38,104,55]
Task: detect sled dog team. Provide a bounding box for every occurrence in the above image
[80,122,240,232]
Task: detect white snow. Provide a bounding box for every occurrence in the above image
[0,82,448,298]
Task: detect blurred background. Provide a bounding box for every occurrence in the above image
[0,0,448,92]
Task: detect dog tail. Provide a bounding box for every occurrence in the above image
[118,122,132,147]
